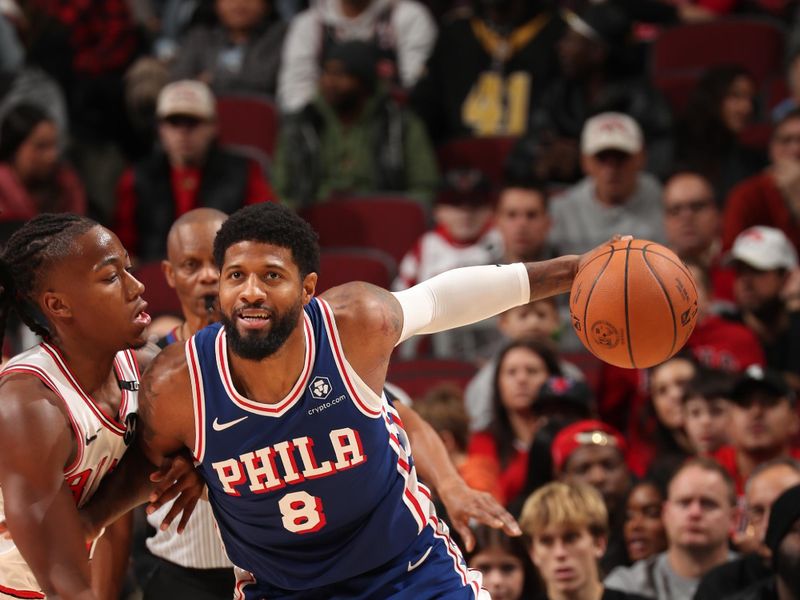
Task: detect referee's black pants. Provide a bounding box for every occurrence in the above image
[142,557,236,600]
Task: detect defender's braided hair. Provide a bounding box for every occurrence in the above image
[0,214,97,349]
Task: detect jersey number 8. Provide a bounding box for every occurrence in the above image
[279,491,327,534]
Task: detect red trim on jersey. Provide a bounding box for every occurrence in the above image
[216,315,315,416]
[126,348,142,380]
[112,361,130,422]
[318,300,381,417]
[0,583,45,599]
[430,514,470,587]
[186,338,206,463]
[1,365,85,476]
[233,570,256,600]
[404,488,427,527]
[40,343,125,435]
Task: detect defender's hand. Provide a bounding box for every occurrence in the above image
[147,453,205,533]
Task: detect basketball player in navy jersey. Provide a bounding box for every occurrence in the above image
[127,203,606,598]
[0,215,200,600]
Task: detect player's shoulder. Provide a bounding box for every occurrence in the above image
[142,341,191,396]
[320,282,401,337]
[0,371,71,438]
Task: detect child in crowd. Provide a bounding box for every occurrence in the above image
[682,367,734,455]
[393,168,503,361]
[465,525,540,600]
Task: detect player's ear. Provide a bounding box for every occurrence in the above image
[41,291,72,320]
[162,259,176,289]
[302,272,318,303]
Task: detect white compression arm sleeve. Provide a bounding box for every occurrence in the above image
[392,263,531,345]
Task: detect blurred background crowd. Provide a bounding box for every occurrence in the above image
[4,0,800,598]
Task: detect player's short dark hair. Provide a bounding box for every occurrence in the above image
[0,213,97,346]
[213,204,320,278]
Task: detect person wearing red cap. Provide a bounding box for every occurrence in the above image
[552,419,632,573]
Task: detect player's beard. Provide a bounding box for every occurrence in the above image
[222,300,303,361]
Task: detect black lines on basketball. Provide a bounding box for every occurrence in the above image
[582,247,615,357]
[623,239,636,369]
[642,246,678,360]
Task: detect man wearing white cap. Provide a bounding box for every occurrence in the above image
[728,226,800,382]
[549,112,665,255]
[113,80,274,261]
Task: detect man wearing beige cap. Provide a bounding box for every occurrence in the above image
[549,112,665,255]
[113,80,274,261]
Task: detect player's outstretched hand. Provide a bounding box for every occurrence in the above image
[147,453,206,533]
[438,478,521,552]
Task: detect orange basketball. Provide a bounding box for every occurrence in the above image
[569,239,699,369]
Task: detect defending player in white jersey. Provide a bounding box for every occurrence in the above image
[0,215,198,599]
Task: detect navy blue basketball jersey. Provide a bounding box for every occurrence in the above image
[187,298,440,593]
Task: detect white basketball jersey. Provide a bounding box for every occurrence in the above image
[0,342,139,599]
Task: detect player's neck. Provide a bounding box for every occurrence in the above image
[226,321,307,405]
[49,336,118,395]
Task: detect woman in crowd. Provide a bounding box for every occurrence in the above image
[467,338,562,506]
[674,64,764,201]
[0,103,85,222]
[623,480,668,564]
[627,353,697,483]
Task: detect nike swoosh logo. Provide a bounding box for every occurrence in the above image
[407,546,432,572]
[212,416,249,431]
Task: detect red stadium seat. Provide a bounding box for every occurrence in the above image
[216,94,279,159]
[299,197,428,265]
[316,248,396,294]
[436,136,518,185]
[652,19,785,84]
[387,358,477,401]
[133,261,182,317]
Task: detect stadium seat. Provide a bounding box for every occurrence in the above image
[316,248,396,294]
[216,94,279,159]
[133,261,182,317]
[652,18,785,86]
[387,358,477,401]
[436,136,518,185]
[299,197,428,265]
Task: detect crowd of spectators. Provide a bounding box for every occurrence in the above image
[5,0,800,598]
